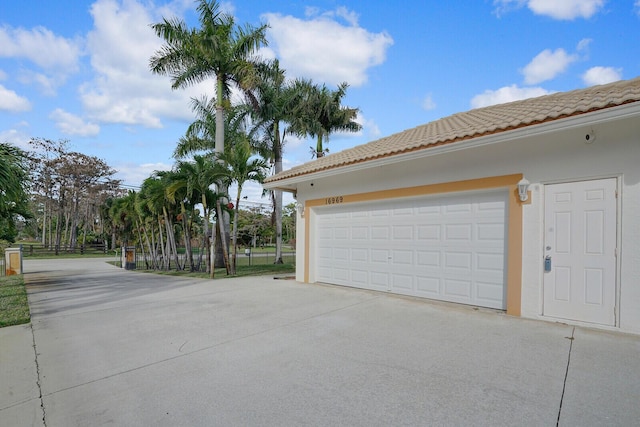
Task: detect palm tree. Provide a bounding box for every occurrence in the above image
[166,155,225,272]
[141,172,182,270]
[0,143,30,242]
[246,59,294,264]
[289,80,362,158]
[151,0,267,269]
[150,0,267,158]
[216,136,268,275]
[173,100,253,269]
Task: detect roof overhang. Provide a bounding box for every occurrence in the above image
[263,101,640,194]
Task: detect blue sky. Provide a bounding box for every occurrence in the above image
[1,0,639,205]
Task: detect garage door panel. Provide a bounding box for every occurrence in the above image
[445,202,472,214]
[445,279,472,298]
[417,276,441,295]
[392,274,413,290]
[476,251,504,273]
[333,248,349,261]
[371,226,390,239]
[333,268,349,282]
[351,248,368,262]
[445,223,472,241]
[417,250,440,267]
[370,272,390,290]
[476,281,505,307]
[315,191,507,309]
[391,249,413,265]
[393,225,414,239]
[393,206,414,216]
[477,222,505,242]
[371,209,390,217]
[334,227,349,239]
[352,226,368,239]
[371,249,390,262]
[444,252,472,272]
[417,224,441,240]
[351,269,369,285]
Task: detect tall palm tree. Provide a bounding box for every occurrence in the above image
[289,80,362,158]
[246,59,293,264]
[216,136,268,274]
[151,0,267,269]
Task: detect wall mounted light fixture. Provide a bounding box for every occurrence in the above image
[296,202,305,218]
[517,177,530,202]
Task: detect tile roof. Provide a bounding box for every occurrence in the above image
[265,77,640,184]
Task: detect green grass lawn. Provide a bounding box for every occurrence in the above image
[132,262,295,279]
[0,275,31,328]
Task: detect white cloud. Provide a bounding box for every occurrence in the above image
[0,84,31,112]
[635,0,640,16]
[80,0,207,128]
[114,162,173,187]
[471,85,552,108]
[522,48,577,84]
[527,0,605,20]
[353,112,381,140]
[582,66,622,86]
[576,38,592,52]
[49,108,100,137]
[494,0,605,19]
[263,8,393,87]
[16,70,63,96]
[422,94,436,111]
[0,25,81,70]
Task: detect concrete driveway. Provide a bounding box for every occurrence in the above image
[1,258,639,426]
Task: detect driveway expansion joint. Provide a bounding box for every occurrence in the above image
[30,322,47,427]
[556,326,575,427]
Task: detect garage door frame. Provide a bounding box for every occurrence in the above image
[301,174,526,316]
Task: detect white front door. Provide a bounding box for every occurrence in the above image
[543,178,617,325]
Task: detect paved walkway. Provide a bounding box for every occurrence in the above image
[1,258,639,426]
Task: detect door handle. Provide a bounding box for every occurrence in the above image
[544,256,552,272]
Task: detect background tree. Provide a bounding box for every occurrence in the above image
[0,143,31,242]
[28,138,120,252]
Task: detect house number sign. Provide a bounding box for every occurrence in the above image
[325,196,344,205]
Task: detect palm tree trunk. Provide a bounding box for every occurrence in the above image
[271,124,284,264]
[316,134,324,158]
[180,203,194,271]
[163,207,180,270]
[157,217,167,270]
[201,195,210,273]
[216,198,231,275]
[231,188,242,275]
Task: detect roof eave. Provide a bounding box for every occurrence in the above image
[263,101,640,191]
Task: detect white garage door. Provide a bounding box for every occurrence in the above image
[315,191,508,309]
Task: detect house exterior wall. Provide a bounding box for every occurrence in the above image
[293,112,639,334]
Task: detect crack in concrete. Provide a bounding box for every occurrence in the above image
[30,323,47,427]
[556,326,575,427]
